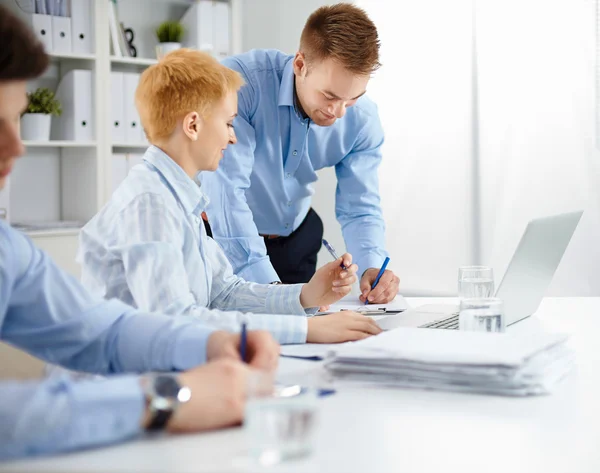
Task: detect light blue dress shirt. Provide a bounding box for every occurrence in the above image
[78,146,309,345]
[0,221,216,460]
[200,49,389,284]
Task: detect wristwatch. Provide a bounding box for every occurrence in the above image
[142,373,191,431]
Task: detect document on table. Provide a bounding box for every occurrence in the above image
[324,327,575,396]
[318,294,410,315]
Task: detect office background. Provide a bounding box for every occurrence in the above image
[1,0,598,298]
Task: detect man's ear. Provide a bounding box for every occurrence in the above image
[182,111,202,141]
[293,52,308,79]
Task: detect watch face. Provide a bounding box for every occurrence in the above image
[154,375,181,398]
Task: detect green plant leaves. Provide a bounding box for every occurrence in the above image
[25,88,62,116]
[156,20,184,43]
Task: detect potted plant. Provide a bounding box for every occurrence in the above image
[155,20,184,59]
[20,87,62,142]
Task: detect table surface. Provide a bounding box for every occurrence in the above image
[3,297,600,473]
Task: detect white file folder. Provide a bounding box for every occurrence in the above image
[111,153,128,193]
[181,0,214,54]
[110,72,126,143]
[0,177,10,223]
[70,0,94,54]
[51,15,72,54]
[51,70,94,141]
[213,1,230,60]
[127,153,145,172]
[123,73,142,144]
[30,14,53,53]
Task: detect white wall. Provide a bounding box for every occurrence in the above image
[359,0,600,296]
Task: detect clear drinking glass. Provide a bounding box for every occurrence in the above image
[244,374,319,467]
[459,297,505,332]
[458,266,495,299]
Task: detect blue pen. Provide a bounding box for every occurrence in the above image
[240,322,247,363]
[365,256,390,305]
[322,239,347,270]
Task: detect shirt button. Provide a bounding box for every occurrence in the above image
[287,201,292,207]
[292,150,298,156]
[285,172,291,178]
[285,223,290,229]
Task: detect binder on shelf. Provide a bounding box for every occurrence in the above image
[110,72,126,143]
[111,153,128,193]
[51,15,72,54]
[213,1,230,60]
[30,14,53,53]
[70,0,94,54]
[107,0,122,57]
[181,0,214,54]
[51,70,94,142]
[0,177,10,223]
[123,73,142,144]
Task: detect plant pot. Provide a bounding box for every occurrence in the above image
[156,42,182,59]
[20,113,52,142]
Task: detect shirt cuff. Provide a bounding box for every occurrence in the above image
[265,283,306,314]
[172,324,218,370]
[237,258,281,284]
[68,375,144,450]
[356,252,390,278]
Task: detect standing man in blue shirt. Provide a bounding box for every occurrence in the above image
[0,5,278,460]
[201,3,400,304]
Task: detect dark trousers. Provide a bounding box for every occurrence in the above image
[203,208,324,284]
[264,208,324,284]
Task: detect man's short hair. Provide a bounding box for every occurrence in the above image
[0,5,49,81]
[299,3,381,76]
[135,49,244,142]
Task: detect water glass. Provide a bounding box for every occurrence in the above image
[459,297,505,332]
[244,374,319,467]
[458,266,495,299]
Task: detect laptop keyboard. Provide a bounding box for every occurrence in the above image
[421,314,459,330]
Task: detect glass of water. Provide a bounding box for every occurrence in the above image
[244,373,319,467]
[458,266,495,299]
[459,297,505,332]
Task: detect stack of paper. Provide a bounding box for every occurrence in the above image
[324,328,575,396]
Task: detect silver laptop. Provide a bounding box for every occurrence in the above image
[378,210,584,331]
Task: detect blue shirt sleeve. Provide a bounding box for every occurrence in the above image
[0,223,216,375]
[0,374,144,460]
[335,114,389,275]
[202,58,281,283]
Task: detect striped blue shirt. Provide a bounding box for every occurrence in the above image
[78,146,309,344]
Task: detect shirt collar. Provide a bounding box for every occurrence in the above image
[278,59,295,107]
[143,145,209,216]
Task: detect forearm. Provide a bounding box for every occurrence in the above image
[184,304,307,345]
[0,375,144,460]
[340,214,389,274]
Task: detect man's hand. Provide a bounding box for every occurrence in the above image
[359,268,400,304]
[307,311,382,343]
[164,359,253,433]
[300,253,358,308]
[206,330,280,371]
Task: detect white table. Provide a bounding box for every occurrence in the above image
[4,297,600,473]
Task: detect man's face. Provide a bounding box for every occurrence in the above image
[0,81,26,189]
[293,54,370,127]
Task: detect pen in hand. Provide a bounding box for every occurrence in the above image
[322,239,347,270]
[240,322,247,363]
[365,256,390,305]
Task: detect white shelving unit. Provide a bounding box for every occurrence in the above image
[0,0,242,275]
